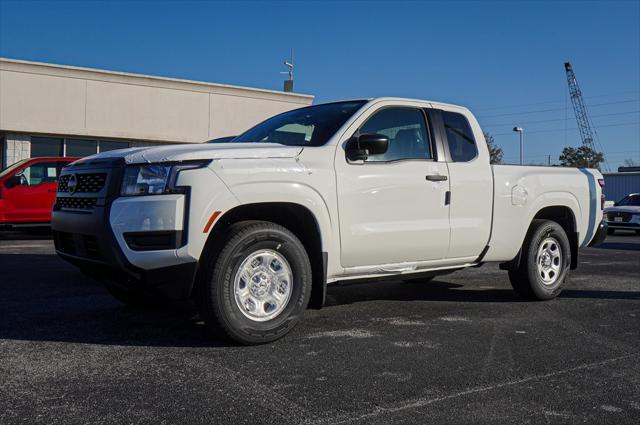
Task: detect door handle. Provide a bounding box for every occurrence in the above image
[426,175,448,182]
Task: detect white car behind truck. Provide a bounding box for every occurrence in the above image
[51,98,607,344]
[604,193,640,235]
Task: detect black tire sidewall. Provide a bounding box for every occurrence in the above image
[525,222,570,299]
[212,225,311,343]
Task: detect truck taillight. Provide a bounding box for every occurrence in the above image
[598,178,605,210]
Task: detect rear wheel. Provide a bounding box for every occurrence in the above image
[197,221,312,345]
[508,220,570,300]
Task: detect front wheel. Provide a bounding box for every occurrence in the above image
[197,221,312,345]
[508,219,570,300]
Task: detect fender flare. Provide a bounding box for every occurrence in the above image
[500,192,581,270]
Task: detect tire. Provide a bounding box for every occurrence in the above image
[197,221,312,345]
[607,228,616,235]
[105,283,167,309]
[508,219,570,300]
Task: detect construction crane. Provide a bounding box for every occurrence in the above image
[564,62,597,151]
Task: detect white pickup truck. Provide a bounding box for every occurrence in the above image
[52,98,607,344]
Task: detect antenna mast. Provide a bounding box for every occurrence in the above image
[283,48,294,92]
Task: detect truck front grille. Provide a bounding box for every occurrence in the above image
[607,212,632,222]
[58,173,107,193]
[83,235,101,259]
[53,231,76,255]
[53,231,102,260]
[56,197,98,210]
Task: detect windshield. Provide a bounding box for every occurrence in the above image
[0,159,29,179]
[232,100,367,147]
[618,195,640,206]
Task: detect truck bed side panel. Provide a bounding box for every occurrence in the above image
[484,165,602,262]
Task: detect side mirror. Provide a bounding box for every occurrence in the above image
[4,175,21,188]
[346,133,389,161]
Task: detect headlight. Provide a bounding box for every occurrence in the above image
[121,164,172,196]
[120,161,210,196]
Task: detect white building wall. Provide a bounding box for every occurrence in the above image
[0,58,313,145]
[129,141,159,148]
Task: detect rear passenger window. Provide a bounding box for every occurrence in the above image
[358,108,431,162]
[442,111,478,162]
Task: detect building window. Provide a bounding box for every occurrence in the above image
[24,136,131,161]
[65,139,98,157]
[99,140,129,152]
[31,137,63,157]
[0,134,5,168]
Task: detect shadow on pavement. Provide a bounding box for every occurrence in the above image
[2,253,639,347]
[325,280,520,306]
[594,241,640,251]
[0,253,229,348]
[0,227,52,241]
[324,279,640,307]
[560,289,640,300]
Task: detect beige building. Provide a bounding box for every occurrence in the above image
[0,58,314,167]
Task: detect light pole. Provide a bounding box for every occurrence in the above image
[513,127,524,165]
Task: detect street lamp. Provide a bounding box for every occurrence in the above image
[513,127,524,165]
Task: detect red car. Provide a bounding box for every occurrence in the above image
[0,157,77,226]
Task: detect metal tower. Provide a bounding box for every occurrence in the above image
[564,62,596,150]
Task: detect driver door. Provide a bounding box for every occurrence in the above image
[4,161,60,222]
[335,106,451,269]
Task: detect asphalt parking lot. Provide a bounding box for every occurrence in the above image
[1,230,639,424]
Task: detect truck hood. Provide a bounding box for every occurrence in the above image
[604,206,640,214]
[75,143,303,165]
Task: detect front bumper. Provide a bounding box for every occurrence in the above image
[588,220,608,247]
[605,221,640,230]
[604,210,640,231]
[51,159,198,300]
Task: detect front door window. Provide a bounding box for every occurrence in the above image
[359,108,432,162]
[14,162,59,186]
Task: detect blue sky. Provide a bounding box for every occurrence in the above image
[1,0,638,169]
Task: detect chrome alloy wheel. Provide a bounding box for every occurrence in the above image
[536,237,562,285]
[233,250,293,322]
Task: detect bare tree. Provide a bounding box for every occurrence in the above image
[483,132,503,165]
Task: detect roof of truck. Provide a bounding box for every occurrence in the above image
[324,97,470,112]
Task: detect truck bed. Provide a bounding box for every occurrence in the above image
[484,165,602,263]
